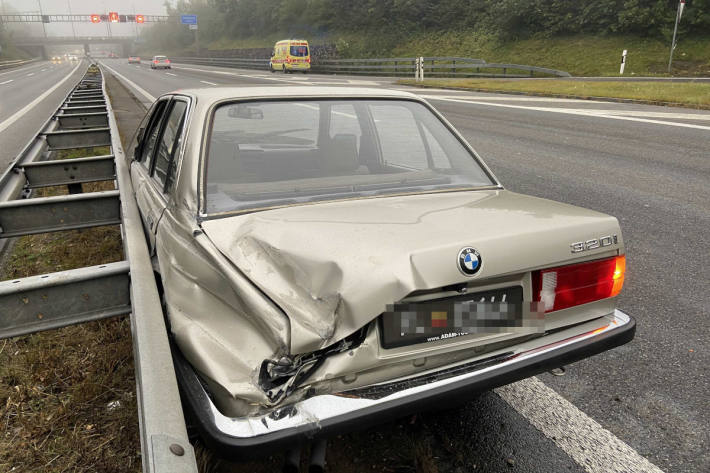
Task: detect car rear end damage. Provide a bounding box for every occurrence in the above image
[176,309,634,455]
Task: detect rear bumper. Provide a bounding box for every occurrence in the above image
[175,309,635,458]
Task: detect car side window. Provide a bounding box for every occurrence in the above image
[152,100,188,192]
[139,99,169,170]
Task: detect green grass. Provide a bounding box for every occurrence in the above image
[0,147,138,472]
[390,32,710,77]
[194,31,710,77]
[398,78,710,108]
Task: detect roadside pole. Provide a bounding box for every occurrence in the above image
[190,24,199,54]
[620,49,627,75]
[180,14,199,54]
[667,0,685,74]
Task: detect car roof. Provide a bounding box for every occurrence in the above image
[169,86,420,103]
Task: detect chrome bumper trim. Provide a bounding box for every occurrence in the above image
[176,309,634,452]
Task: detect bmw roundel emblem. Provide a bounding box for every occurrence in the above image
[457,247,482,276]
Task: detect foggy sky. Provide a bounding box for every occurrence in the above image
[1,0,172,37]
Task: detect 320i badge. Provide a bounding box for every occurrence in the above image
[126,86,635,454]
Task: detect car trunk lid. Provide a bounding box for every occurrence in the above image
[201,190,622,354]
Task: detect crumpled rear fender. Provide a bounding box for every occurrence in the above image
[154,211,291,412]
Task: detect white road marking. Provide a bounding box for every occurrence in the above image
[0,62,42,76]
[0,61,82,134]
[100,62,156,103]
[496,377,665,473]
[166,72,177,76]
[26,72,34,77]
[409,93,606,103]
[418,94,710,120]
[40,68,47,72]
[419,94,710,131]
[200,80,218,86]
[0,80,13,85]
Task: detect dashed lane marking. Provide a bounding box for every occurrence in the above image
[166,72,177,76]
[496,377,665,473]
[0,80,13,85]
[0,61,82,134]
[200,80,218,86]
[100,62,156,104]
[27,72,34,76]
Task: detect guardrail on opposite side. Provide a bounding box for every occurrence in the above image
[169,55,571,78]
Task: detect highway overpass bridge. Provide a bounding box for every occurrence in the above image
[13,36,137,58]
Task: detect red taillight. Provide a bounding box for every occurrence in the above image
[532,255,625,313]
[165,59,170,63]
[154,60,158,64]
[286,58,291,63]
[306,57,311,63]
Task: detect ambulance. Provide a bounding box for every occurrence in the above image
[269,39,311,73]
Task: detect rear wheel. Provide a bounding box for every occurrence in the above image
[270,63,275,73]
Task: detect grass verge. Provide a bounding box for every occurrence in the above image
[0,147,140,473]
[194,32,710,77]
[398,78,710,108]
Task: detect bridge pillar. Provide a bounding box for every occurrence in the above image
[84,44,90,55]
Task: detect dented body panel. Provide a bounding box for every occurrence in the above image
[127,86,634,428]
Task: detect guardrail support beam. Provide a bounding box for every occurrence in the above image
[0,261,131,339]
[57,112,109,129]
[23,154,115,187]
[44,127,111,149]
[0,189,120,238]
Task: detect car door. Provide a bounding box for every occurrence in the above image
[131,97,189,253]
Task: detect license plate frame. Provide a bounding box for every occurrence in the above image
[378,286,524,349]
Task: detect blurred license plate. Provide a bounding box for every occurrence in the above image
[379,286,525,349]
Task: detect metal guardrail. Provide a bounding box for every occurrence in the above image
[171,55,571,78]
[0,63,199,473]
[0,58,40,70]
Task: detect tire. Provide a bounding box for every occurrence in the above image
[283,65,288,74]
[269,63,275,73]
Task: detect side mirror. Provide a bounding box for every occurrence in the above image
[228,104,264,120]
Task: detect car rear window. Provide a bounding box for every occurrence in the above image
[289,46,308,57]
[204,99,495,214]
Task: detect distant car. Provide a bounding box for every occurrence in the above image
[127,86,635,452]
[128,56,141,64]
[51,56,62,64]
[68,55,78,61]
[150,55,171,69]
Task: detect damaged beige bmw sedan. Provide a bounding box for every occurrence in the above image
[128,87,634,453]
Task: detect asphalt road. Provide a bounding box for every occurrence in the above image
[0,59,87,170]
[2,58,708,472]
